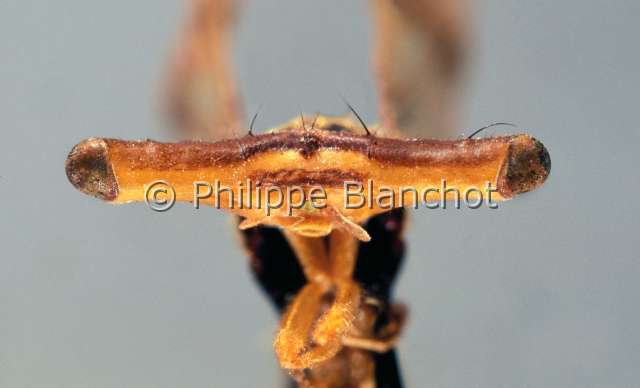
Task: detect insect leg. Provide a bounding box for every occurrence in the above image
[165,0,244,140]
[328,229,359,279]
[283,231,332,288]
[274,283,327,369]
[341,303,407,353]
[311,279,361,346]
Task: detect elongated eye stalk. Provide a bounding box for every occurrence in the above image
[65,121,550,240]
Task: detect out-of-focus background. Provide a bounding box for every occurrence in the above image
[1,1,638,387]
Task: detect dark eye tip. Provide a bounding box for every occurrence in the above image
[535,138,552,177]
[65,138,118,201]
[501,136,551,196]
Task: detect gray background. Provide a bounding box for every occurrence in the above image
[1,1,639,387]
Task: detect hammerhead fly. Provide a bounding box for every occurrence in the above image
[64,1,550,387]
